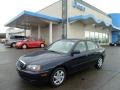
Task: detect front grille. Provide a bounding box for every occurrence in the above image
[17,60,26,70]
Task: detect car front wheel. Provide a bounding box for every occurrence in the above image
[22,44,27,49]
[40,43,45,48]
[95,57,103,69]
[50,67,66,87]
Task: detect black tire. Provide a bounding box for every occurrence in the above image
[95,57,103,69]
[22,44,27,49]
[109,43,113,46]
[50,67,66,87]
[114,44,117,46]
[11,43,16,48]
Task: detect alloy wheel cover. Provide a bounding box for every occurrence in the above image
[98,58,103,67]
[53,70,65,85]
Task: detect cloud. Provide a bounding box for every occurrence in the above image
[1,0,120,33]
[0,0,59,33]
[84,0,120,13]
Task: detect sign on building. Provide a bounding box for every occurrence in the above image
[73,0,86,11]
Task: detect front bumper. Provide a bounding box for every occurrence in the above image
[16,44,22,48]
[17,68,50,82]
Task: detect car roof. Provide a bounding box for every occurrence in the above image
[60,39,91,42]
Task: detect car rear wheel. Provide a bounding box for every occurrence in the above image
[40,43,45,48]
[50,67,66,87]
[114,44,117,46]
[22,44,27,49]
[11,43,16,48]
[95,57,103,69]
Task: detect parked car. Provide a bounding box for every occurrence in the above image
[16,39,105,87]
[5,36,27,47]
[1,38,6,43]
[15,38,45,49]
[109,40,120,46]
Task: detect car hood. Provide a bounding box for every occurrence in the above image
[19,50,66,65]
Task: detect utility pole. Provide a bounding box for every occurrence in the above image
[62,0,82,39]
[62,0,67,39]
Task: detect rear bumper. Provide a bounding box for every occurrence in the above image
[4,42,12,46]
[109,43,115,46]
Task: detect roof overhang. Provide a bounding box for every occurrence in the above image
[111,24,120,31]
[5,11,62,29]
[5,11,120,32]
[69,14,111,27]
[69,14,120,31]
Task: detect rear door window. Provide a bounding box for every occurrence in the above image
[87,41,98,50]
[10,36,26,40]
[74,41,87,52]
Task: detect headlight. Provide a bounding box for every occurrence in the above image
[26,65,41,72]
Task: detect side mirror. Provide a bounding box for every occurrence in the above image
[71,50,80,56]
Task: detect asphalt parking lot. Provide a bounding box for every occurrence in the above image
[0,44,120,90]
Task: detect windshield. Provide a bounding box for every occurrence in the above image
[48,40,75,54]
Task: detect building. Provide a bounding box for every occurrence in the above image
[0,33,6,43]
[109,13,120,43]
[6,27,31,39]
[5,0,119,45]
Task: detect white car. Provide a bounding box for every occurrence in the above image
[1,38,6,43]
[5,36,27,47]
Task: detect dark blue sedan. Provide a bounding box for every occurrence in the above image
[16,39,105,87]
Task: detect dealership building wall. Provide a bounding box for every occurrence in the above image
[39,0,112,45]
[67,0,111,44]
[6,0,116,45]
[109,13,120,42]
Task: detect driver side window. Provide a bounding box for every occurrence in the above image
[74,42,87,52]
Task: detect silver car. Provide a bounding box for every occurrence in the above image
[5,36,27,47]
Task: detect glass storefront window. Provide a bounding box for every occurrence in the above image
[99,33,102,43]
[90,32,94,40]
[105,34,109,43]
[106,34,108,39]
[95,32,98,38]
[102,33,106,43]
[94,32,99,42]
[85,31,109,44]
[85,31,89,39]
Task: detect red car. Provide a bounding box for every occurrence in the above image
[16,38,45,49]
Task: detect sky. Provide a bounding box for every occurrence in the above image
[83,0,120,13]
[0,0,120,33]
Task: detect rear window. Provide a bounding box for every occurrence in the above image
[10,36,27,40]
